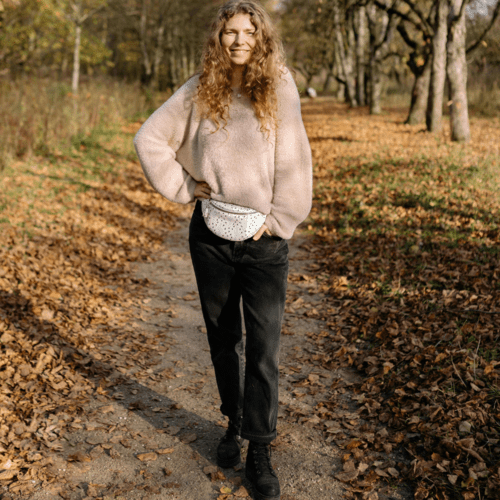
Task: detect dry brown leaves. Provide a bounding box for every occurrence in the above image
[0,133,187,496]
[299,101,500,500]
[2,100,499,499]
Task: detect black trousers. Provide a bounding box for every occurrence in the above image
[189,201,289,443]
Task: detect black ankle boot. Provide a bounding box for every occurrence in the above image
[216,418,242,468]
[245,441,280,500]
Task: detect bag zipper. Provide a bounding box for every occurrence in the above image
[210,201,259,215]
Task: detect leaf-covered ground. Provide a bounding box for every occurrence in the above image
[0,101,499,500]
[300,101,500,500]
[0,127,187,496]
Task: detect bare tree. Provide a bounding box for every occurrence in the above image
[447,0,470,141]
[355,4,368,106]
[139,0,153,85]
[333,1,358,106]
[64,0,106,94]
[426,0,448,132]
[366,1,400,114]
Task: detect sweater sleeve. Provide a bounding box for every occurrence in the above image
[264,70,313,240]
[133,77,198,204]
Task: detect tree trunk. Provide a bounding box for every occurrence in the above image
[366,4,398,115]
[140,0,152,85]
[188,46,196,76]
[152,21,165,91]
[72,22,81,94]
[181,42,189,81]
[356,5,367,106]
[426,0,448,133]
[101,11,108,46]
[336,82,346,101]
[447,0,470,142]
[323,67,334,93]
[333,3,358,107]
[334,35,346,102]
[346,8,358,106]
[369,57,383,115]
[61,52,69,79]
[407,58,431,124]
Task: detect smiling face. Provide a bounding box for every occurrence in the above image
[221,13,257,67]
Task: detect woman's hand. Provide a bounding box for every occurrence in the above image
[253,224,272,241]
[194,181,211,199]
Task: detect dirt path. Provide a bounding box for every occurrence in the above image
[25,206,410,500]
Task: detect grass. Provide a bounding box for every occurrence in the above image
[0,77,159,170]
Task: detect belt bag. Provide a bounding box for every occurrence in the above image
[201,199,266,241]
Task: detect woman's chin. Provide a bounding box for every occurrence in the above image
[230,57,250,67]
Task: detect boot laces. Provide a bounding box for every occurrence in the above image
[252,444,275,476]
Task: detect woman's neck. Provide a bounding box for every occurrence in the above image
[231,66,244,88]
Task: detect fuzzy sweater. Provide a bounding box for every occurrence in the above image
[134,69,312,239]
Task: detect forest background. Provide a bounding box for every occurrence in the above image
[1,1,500,500]
[1,0,500,162]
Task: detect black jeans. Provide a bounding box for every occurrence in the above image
[189,201,289,443]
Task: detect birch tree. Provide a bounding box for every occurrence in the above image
[366,1,400,114]
[426,0,448,132]
[355,4,368,106]
[62,0,106,94]
[447,0,470,141]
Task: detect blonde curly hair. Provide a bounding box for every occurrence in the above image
[196,0,286,133]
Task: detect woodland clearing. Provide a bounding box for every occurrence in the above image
[1,99,499,500]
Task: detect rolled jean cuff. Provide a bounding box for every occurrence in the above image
[240,429,277,444]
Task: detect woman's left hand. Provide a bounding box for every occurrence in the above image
[253,224,272,241]
[194,181,212,199]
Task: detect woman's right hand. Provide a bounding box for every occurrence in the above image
[194,181,211,199]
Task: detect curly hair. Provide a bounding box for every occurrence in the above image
[196,0,286,133]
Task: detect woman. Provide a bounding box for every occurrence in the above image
[134,1,312,499]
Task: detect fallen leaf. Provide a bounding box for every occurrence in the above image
[0,470,16,481]
[335,470,359,482]
[233,485,250,497]
[156,448,174,455]
[180,433,197,444]
[203,465,218,475]
[136,453,157,462]
[68,452,91,463]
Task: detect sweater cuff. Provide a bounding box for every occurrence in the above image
[265,214,291,240]
[185,176,197,203]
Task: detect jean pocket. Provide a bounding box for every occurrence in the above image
[262,233,282,241]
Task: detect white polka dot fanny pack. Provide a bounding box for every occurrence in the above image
[201,199,267,241]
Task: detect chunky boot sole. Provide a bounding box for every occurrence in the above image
[216,452,241,468]
[245,469,280,500]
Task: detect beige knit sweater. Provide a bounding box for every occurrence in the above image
[134,69,312,239]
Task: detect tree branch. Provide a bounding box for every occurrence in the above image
[382,50,404,61]
[80,5,105,24]
[399,0,433,33]
[466,0,500,53]
[397,22,418,49]
[373,0,430,36]
[381,12,401,49]
[449,0,470,31]
[334,75,347,85]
